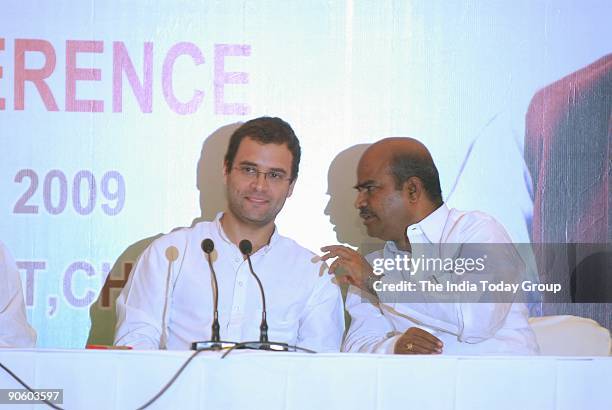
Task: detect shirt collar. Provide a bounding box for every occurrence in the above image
[382,239,404,256]
[213,212,280,253]
[406,203,450,244]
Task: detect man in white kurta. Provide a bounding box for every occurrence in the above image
[115,213,344,351]
[341,204,539,354]
[322,137,537,355]
[115,117,344,351]
[0,240,37,348]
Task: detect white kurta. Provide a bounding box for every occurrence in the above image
[0,241,37,348]
[343,204,539,355]
[115,213,345,352]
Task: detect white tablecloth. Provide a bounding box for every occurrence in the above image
[0,349,610,409]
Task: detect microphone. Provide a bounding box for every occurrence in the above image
[161,246,179,349]
[191,238,237,351]
[202,239,220,343]
[239,239,270,344]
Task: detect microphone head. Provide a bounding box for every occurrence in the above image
[201,239,215,254]
[239,239,252,255]
[165,246,179,262]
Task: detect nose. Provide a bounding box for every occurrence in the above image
[252,171,269,191]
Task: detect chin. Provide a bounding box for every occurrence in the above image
[245,210,279,226]
[365,226,380,239]
[243,215,272,226]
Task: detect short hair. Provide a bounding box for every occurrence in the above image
[224,117,301,182]
[388,153,443,205]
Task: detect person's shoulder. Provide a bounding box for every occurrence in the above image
[272,234,331,279]
[274,233,319,262]
[148,220,215,250]
[448,208,513,243]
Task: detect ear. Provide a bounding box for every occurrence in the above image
[402,176,422,202]
[286,178,297,198]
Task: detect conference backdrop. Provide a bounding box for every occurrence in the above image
[1,0,610,348]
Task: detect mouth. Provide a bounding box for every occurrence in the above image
[245,196,270,205]
[359,210,377,224]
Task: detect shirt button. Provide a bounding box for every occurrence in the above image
[238,281,243,286]
[235,257,241,263]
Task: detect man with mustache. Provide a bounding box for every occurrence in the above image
[321,138,538,354]
[115,117,344,351]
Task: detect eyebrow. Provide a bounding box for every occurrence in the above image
[353,180,376,190]
[238,161,288,174]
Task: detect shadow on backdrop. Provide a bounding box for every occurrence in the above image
[194,122,242,225]
[325,144,385,329]
[325,143,383,254]
[87,122,242,346]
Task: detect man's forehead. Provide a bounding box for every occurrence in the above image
[235,138,292,168]
[357,150,391,178]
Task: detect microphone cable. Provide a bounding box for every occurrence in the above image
[1,341,316,410]
[135,347,212,410]
[220,342,316,359]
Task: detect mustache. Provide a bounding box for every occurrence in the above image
[359,207,376,218]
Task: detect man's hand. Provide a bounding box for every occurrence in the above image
[320,245,374,291]
[394,327,443,354]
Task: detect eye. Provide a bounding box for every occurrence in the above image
[357,185,377,193]
[241,165,258,175]
[268,171,285,180]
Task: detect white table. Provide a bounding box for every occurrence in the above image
[0,349,610,409]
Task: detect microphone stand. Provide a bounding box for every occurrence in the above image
[236,239,290,352]
[191,239,238,351]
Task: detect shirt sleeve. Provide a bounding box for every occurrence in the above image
[0,243,37,348]
[114,240,170,349]
[342,286,401,353]
[296,266,345,353]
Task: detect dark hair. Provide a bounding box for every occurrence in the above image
[388,153,443,205]
[224,117,301,181]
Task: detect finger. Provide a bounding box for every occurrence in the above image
[406,327,443,347]
[320,246,357,259]
[320,245,345,252]
[319,252,338,261]
[409,343,435,354]
[412,328,444,347]
[397,341,430,355]
[410,337,442,353]
[320,250,355,262]
[399,337,439,354]
[328,259,346,275]
[409,331,442,348]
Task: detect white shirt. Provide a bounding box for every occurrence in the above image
[115,213,345,351]
[342,204,539,355]
[0,241,37,348]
